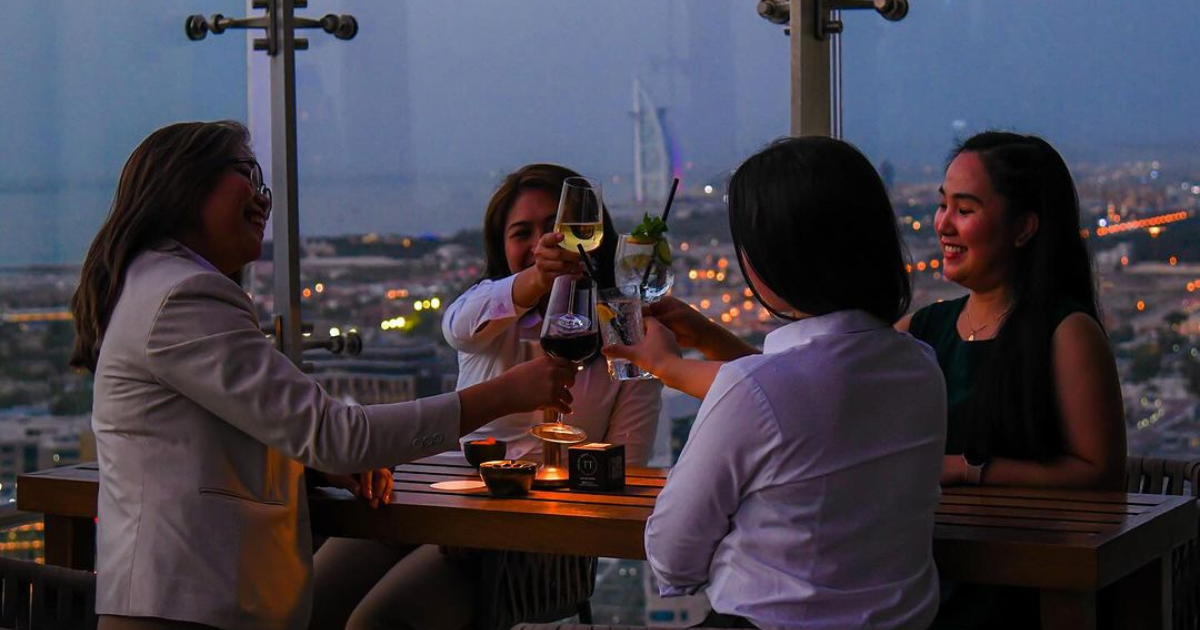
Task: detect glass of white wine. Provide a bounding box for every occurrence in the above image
[554,176,604,254]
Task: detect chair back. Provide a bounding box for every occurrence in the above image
[1124,456,1200,630]
[1126,457,1200,496]
[0,557,97,630]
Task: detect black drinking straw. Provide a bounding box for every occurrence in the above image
[580,243,631,345]
[639,177,680,295]
[576,244,599,279]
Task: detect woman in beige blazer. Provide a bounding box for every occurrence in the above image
[69,120,576,630]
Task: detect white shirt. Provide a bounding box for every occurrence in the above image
[442,275,662,465]
[645,310,946,630]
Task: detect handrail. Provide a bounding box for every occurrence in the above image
[0,504,42,530]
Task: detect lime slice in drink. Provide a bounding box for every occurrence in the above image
[625,235,656,245]
[619,253,653,272]
[655,239,672,264]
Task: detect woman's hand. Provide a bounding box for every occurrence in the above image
[457,355,577,435]
[940,455,966,486]
[325,468,394,508]
[647,297,758,361]
[602,318,721,399]
[603,318,681,378]
[513,233,583,308]
[504,355,577,414]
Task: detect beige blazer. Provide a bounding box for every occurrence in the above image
[91,242,460,630]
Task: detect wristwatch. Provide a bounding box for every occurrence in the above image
[963,451,990,485]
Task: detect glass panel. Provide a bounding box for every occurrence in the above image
[288,1,786,623]
[289,3,787,412]
[842,1,1200,458]
[1,1,250,558]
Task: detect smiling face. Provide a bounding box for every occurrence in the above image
[187,153,272,275]
[936,151,1034,293]
[502,188,558,275]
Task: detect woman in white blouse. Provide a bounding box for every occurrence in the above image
[444,163,662,462]
[310,163,661,630]
[607,137,946,630]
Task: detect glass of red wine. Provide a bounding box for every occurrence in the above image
[530,274,598,443]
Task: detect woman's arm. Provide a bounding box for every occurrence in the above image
[510,232,582,308]
[602,379,664,467]
[441,276,531,353]
[444,233,581,353]
[645,363,773,595]
[943,313,1127,490]
[648,297,758,361]
[147,273,576,474]
[457,356,577,433]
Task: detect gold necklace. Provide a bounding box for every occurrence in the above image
[963,300,1012,342]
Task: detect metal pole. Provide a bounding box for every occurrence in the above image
[830,9,843,139]
[789,0,833,137]
[269,0,305,365]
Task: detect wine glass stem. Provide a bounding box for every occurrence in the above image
[543,441,564,470]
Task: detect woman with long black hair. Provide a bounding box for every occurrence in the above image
[898,131,1126,491]
[896,131,1126,629]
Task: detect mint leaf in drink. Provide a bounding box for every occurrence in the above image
[631,213,669,242]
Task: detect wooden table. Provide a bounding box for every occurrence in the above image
[18,455,1198,630]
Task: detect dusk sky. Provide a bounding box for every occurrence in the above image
[2,0,1197,264]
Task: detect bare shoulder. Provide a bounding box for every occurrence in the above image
[895,313,914,332]
[1051,312,1114,366]
[1052,312,1107,344]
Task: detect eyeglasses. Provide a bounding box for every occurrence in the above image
[231,158,272,211]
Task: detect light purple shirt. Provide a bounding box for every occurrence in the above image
[646,310,946,630]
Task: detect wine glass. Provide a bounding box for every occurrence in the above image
[555,176,604,254]
[530,275,598,444]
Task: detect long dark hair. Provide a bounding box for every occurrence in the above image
[727,136,911,323]
[481,163,618,290]
[957,131,1101,460]
[69,120,251,372]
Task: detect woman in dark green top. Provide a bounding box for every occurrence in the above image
[909,295,1088,459]
[898,132,1125,491]
[899,131,1127,630]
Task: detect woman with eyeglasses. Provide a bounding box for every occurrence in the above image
[70,120,577,630]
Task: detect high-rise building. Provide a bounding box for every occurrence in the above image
[633,79,676,211]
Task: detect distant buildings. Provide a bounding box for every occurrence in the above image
[309,341,451,404]
[0,414,89,503]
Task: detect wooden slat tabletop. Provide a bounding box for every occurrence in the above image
[307,452,661,559]
[17,455,1198,591]
[17,456,1199,630]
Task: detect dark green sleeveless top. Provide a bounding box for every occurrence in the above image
[909,295,1084,458]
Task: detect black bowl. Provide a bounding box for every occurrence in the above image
[479,460,537,497]
[463,439,508,468]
